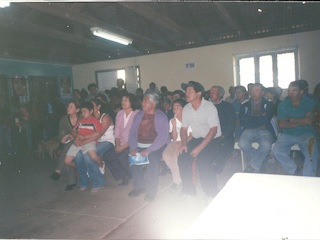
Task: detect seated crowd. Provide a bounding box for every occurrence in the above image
[1,78,320,201]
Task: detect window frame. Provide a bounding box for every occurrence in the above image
[234,47,299,88]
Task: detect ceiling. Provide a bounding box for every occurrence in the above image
[0,1,320,65]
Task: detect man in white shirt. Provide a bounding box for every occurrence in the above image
[179,81,222,198]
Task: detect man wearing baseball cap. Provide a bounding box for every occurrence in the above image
[179,81,222,199]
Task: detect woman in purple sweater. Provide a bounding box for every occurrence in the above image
[128,93,169,201]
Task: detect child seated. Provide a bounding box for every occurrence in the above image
[63,101,105,174]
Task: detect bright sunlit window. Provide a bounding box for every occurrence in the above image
[235,48,298,89]
[117,69,126,83]
[239,57,255,88]
[259,55,273,88]
[277,52,296,89]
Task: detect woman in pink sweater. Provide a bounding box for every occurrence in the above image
[103,93,141,185]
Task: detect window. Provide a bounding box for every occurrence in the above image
[95,66,140,94]
[235,48,298,89]
[117,69,126,84]
[239,57,255,88]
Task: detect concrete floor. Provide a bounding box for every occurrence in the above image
[0,150,243,239]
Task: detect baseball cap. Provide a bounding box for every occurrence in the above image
[181,81,205,94]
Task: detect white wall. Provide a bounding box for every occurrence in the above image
[72,30,320,94]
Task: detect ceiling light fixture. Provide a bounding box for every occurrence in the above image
[0,1,10,8]
[90,27,132,45]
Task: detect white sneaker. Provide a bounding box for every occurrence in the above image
[99,162,105,175]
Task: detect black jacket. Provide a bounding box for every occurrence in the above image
[239,97,276,140]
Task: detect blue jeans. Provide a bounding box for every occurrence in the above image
[239,129,273,171]
[273,133,319,176]
[75,141,113,188]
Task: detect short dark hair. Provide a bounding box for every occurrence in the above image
[265,87,281,100]
[122,92,141,111]
[68,99,81,110]
[95,92,108,103]
[160,86,168,93]
[297,79,308,93]
[235,85,247,93]
[289,80,301,90]
[173,98,187,108]
[87,83,97,91]
[253,83,265,91]
[80,88,88,98]
[91,98,103,106]
[161,98,172,105]
[173,90,185,98]
[81,101,94,111]
[117,78,124,84]
[136,88,143,94]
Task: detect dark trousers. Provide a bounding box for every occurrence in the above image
[104,147,131,181]
[178,137,222,197]
[56,142,77,185]
[214,137,235,173]
[130,145,166,196]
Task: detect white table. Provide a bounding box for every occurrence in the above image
[185,173,320,239]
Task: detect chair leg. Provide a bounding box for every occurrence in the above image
[241,151,245,171]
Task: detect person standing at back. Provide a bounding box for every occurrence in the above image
[86,83,99,101]
[145,82,161,96]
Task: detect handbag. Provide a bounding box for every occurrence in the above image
[128,153,150,166]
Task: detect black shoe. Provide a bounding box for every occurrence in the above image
[119,177,129,186]
[65,184,76,191]
[50,172,61,181]
[128,188,145,197]
[144,193,155,202]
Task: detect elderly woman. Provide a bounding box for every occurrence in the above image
[128,93,169,201]
[104,93,141,186]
